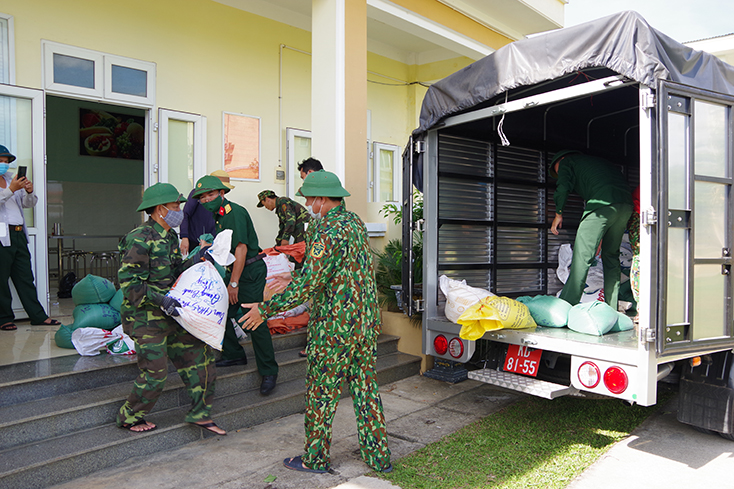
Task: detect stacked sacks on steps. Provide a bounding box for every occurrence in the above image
[54,275,122,349]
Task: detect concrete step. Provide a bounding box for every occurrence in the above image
[0,350,420,489]
[0,334,401,451]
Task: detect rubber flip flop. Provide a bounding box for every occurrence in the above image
[119,419,157,432]
[31,319,61,326]
[283,456,329,474]
[0,323,17,331]
[190,421,227,435]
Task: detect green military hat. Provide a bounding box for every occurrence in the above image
[136,182,186,212]
[296,170,351,198]
[192,174,231,199]
[548,149,582,179]
[257,190,277,207]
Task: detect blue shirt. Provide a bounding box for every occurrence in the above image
[180,187,216,241]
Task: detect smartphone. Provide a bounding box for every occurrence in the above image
[17,166,27,179]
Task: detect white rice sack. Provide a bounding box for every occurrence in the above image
[439,275,494,324]
[264,253,294,280]
[167,261,228,350]
[71,328,121,356]
[107,325,136,355]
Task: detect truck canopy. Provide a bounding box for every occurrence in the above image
[416,10,734,137]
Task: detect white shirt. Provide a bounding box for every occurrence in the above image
[0,172,37,246]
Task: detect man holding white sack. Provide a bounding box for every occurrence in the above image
[116,182,225,435]
[239,171,391,474]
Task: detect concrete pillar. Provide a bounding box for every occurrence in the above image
[311,0,368,216]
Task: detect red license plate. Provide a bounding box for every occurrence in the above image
[503,345,542,377]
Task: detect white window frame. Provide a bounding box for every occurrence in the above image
[42,40,155,107]
[286,127,311,200]
[158,108,207,186]
[373,141,401,202]
[0,13,16,85]
[104,54,156,106]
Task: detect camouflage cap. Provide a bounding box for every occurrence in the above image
[296,170,350,198]
[136,182,186,212]
[549,150,582,179]
[0,144,16,163]
[192,174,231,198]
[257,190,277,207]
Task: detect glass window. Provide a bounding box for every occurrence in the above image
[694,181,727,259]
[373,142,400,202]
[668,112,688,209]
[694,100,727,178]
[53,53,94,89]
[167,119,194,194]
[0,15,10,84]
[111,64,147,97]
[666,227,687,325]
[692,264,726,339]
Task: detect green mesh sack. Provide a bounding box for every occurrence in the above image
[108,288,124,312]
[567,301,618,336]
[71,304,121,330]
[516,295,571,328]
[72,275,117,305]
[54,324,75,349]
[608,311,635,333]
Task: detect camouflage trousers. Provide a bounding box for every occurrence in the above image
[116,310,216,426]
[302,339,391,471]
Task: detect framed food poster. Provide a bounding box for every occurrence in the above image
[223,112,260,181]
[79,109,145,160]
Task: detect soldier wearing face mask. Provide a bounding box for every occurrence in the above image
[0,145,60,331]
[116,182,225,435]
[192,175,279,396]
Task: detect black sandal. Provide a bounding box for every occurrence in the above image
[119,419,157,432]
[0,323,17,331]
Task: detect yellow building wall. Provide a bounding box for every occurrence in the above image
[3,0,500,246]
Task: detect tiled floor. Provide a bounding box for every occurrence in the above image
[0,290,77,367]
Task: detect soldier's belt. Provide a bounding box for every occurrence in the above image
[244,253,266,266]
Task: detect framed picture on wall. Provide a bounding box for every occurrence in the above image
[79,108,145,160]
[223,112,260,181]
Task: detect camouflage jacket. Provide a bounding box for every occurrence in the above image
[274,196,310,244]
[260,203,380,347]
[118,219,184,325]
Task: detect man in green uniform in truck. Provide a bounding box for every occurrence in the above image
[116,182,225,435]
[192,175,278,395]
[549,150,633,309]
[239,170,392,474]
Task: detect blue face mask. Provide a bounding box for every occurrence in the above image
[0,163,8,175]
[161,206,184,228]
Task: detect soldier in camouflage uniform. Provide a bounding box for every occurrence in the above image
[116,183,225,435]
[240,170,392,474]
[257,190,311,246]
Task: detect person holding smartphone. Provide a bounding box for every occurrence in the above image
[0,144,60,331]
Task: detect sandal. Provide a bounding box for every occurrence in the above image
[31,318,61,326]
[190,420,227,435]
[119,419,157,432]
[283,456,329,474]
[375,463,393,473]
[1,323,17,331]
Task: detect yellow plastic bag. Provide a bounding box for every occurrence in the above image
[458,296,537,341]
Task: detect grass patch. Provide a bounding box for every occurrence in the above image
[382,389,674,489]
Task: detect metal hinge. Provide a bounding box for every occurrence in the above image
[414,140,425,153]
[641,207,657,227]
[413,219,425,232]
[641,326,656,343]
[413,299,425,313]
[642,92,656,109]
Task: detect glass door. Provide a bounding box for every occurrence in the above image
[658,82,734,354]
[0,85,47,318]
[286,127,311,204]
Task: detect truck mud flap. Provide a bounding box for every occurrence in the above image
[468,368,579,399]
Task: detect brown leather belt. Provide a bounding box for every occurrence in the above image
[11,225,23,232]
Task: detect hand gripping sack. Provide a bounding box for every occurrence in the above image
[458,296,537,341]
[166,261,228,350]
[439,275,494,323]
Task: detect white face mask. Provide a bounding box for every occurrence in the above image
[306,198,323,220]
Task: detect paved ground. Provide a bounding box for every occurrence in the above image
[49,375,522,489]
[49,375,734,489]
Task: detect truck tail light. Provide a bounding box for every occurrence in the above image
[434,334,448,355]
[448,337,464,359]
[578,361,601,388]
[604,366,628,394]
